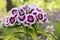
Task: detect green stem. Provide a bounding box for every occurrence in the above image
[32,22,40,40]
[34,23,38,40]
[29,26,38,40]
[26,27,28,40]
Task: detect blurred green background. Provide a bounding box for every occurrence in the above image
[0,0,60,40]
[0,0,60,16]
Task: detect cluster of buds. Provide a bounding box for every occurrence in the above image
[4,4,48,27]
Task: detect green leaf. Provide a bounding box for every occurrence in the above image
[28,26,38,40]
[10,36,19,40]
[37,31,55,40]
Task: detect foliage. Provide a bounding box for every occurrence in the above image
[52,21,60,40]
[0,22,56,40]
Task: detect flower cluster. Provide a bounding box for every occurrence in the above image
[4,4,48,27]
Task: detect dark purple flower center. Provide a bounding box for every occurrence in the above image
[24,22,30,25]
[18,15,25,21]
[6,18,9,22]
[18,9,25,16]
[9,17,15,24]
[38,14,43,20]
[33,12,37,15]
[44,14,47,17]
[12,10,17,15]
[20,9,24,12]
[27,15,34,22]
[31,9,34,12]
[43,18,47,22]
[29,9,34,13]
[19,11,24,16]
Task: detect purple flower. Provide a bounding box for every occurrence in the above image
[43,18,48,22]
[29,8,35,13]
[18,7,26,16]
[23,5,29,11]
[36,7,44,13]
[28,4,37,13]
[8,16,16,26]
[42,13,48,22]
[26,14,36,25]
[9,8,18,17]
[31,10,38,17]
[37,12,48,23]
[18,9,26,16]
[17,7,26,23]
[37,13,43,20]
[5,16,10,27]
[44,13,47,19]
